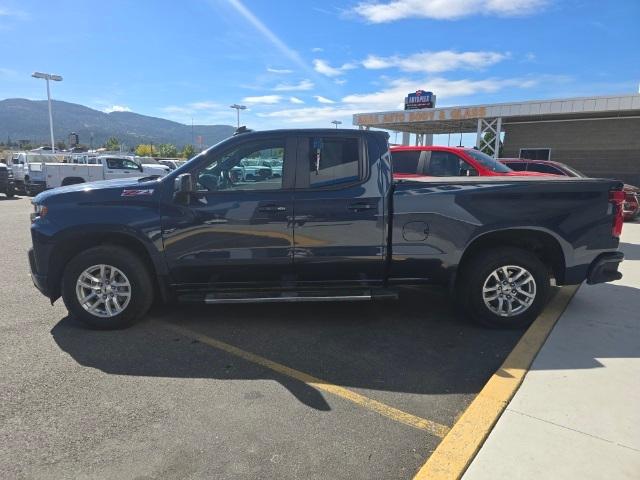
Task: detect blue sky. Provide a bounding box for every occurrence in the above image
[1,0,639,134]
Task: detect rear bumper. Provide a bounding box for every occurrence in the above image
[586,252,624,285]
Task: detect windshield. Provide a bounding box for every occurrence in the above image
[465,149,512,173]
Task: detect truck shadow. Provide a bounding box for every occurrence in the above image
[618,242,640,260]
[50,287,523,411]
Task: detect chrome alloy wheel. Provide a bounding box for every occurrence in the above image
[75,264,132,318]
[482,265,537,318]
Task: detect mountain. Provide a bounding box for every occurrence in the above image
[0,98,235,149]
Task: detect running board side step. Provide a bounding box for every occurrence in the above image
[183,289,399,305]
[204,294,373,304]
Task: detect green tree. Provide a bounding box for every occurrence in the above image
[480,131,503,157]
[105,136,120,150]
[157,144,178,157]
[135,144,153,156]
[56,141,67,151]
[181,144,195,159]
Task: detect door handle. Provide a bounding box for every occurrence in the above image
[258,205,287,212]
[348,202,376,212]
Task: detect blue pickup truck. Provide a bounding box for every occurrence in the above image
[29,129,624,330]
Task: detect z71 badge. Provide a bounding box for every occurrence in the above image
[121,189,154,197]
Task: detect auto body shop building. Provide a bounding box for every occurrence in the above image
[353,94,640,185]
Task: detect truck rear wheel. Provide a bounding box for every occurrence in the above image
[459,247,551,329]
[62,246,154,329]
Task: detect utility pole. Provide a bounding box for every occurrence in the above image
[31,72,63,153]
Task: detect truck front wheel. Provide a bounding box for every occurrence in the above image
[62,246,154,329]
[459,247,551,329]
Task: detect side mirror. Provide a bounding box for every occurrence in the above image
[174,173,195,204]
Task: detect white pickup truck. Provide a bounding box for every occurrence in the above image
[23,155,170,194]
[8,152,65,195]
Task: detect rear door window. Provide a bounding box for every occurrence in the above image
[391,151,421,174]
[308,137,360,188]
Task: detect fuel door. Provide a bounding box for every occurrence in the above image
[402,221,429,242]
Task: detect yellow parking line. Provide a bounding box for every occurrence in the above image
[162,322,451,438]
[413,285,580,480]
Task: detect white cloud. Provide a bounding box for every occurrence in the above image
[242,95,283,104]
[352,0,547,23]
[342,76,539,111]
[258,106,357,123]
[104,105,131,113]
[273,79,314,91]
[160,101,226,118]
[258,75,541,125]
[225,0,315,78]
[314,95,336,104]
[189,101,222,110]
[289,96,305,104]
[334,79,347,85]
[311,47,324,53]
[0,67,18,79]
[362,50,507,73]
[267,67,293,74]
[0,7,28,19]
[313,59,356,77]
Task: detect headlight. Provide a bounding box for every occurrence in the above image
[30,203,48,222]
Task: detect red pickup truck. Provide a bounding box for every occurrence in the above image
[391,146,547,179]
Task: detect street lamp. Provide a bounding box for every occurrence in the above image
[230,104,247,129]
[32,72,63,153]
[331,120,342,129]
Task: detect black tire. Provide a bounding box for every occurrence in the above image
[62,245,154,329]
[459,247,551,329]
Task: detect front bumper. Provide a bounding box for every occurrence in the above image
[28,247,50,297]
[26,181,46,194]
[586,252,624,285]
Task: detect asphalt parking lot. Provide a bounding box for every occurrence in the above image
[1,196,526,480]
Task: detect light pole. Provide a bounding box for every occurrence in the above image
[230,104,247,129]
[331,120,342,129]
[32,72,63,153]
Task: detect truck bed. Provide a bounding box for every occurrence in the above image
[390,175,622,285]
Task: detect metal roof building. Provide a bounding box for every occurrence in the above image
[353,94,640,185]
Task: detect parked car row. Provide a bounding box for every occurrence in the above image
[0,162,15,198]
[5,152,170,195]
[229,158,283,182]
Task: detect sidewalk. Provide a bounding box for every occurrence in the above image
[463,222,640,480]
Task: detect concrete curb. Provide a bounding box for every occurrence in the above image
[413,285,580,480]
